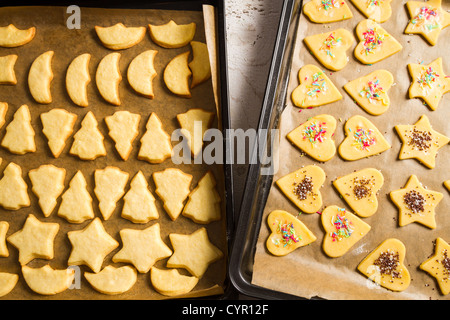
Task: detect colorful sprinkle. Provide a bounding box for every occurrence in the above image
[275,220,301,247]
[320,32,342,58]
[352,127,376,151]
[302,121,327,146]
[306,72,328,97]
[330,210,354,242]
[411,6,441,32]
[319,0,342,10]
[367,0,382,7]
[359,78,388,105]
[417,66,439,91]
[361,28,385,55]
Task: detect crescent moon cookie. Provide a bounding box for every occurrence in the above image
[333,168,384,218]
[344,69,394,116]
[394,115,449,169]
[0,54,18,85]
[304,29,355,71]
[0,272,18,297]
[95,23,146,50]
[149,20,196,48]
[338,115,391,161]
[291,64,342,108]
[22,265,75,296]
[150,267,199,297]
[0,24,35,47]
[407,57,450,111]
[354,19,402,65]
[164,51,192,98]
[84,265,137,295]
[390,174,443,229]
[275,165,326,214]
[286,114,337,162]
[303,0,353,23]
[189,41,211,88]
[420,237,450,295]
[405,0,450,46]
[321,206,371,258]
[357,238,411,292]
[96,52,122,105]
[127,50,157,99]
[28,51,54,104]
[0,221,8,257]
[350,0,393,23]
[66,53,91,107]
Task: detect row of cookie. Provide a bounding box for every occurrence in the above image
[0,20,198,50]
[0,217,223,297]
[0,160,221,225]
[292,57,449,113]
[266,208,450,295]
[0,104,214,161]
[287,113,449,169]
[303,0,449,46]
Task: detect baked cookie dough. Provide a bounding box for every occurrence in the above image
[0,221,8,257]
[127,50,158,98]
[150,267,199,297]
[291,64,342,108]
[286,114,337,162]
[350,0,393,23]
[69,111,106,161]
[0,162,30,211]
[66,53,91,107]
[357,238,411,292]
[390,174,443,229]
[394,114,449,169]
[1,104,35,155]
[105,110,141,161]
[275,165,326,214]
[0,54,18,85]
[96,52,122,105]
[95,23,146,50]
[266,209,316,257]
[0,24,35,47]
[0,272,18,297]
[303,0,353,24]
[164,51,192,98]
[41,108,77,158]
[420,237,450,295]
[85,265,137,295]
[148,20,196,48]
[28,51,54,104]
[321,205,371,258]
[303,29,355,71]
[22,265,75,296]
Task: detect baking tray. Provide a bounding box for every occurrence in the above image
[229,0,302,300]
[0,0,234,300]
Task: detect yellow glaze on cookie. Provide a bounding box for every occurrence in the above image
[354,19,402,65]
[266,209,316,257]
[420,237,450,295]
[291,64,342,108]
[357,238,411,292]
[304,29,354,71]
[395,114,449,169]
[350,0,393,23]
[344,69,394,116]
[303,0,353,24]
[338,115,391,161]
[333,168,384,218]
[286,114,337,162]
[276,165,326,214]
[390,175,443,229]
[407,57,450,111]
[321,205,371,258]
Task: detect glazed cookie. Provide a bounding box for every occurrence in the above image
[304,29,355,71]
[266,209,316,257]
[28,51,54,104]
[407,57,449,111]
[95,23,146,50]
[357,238,411,292]
[354,19,402,65]
[344,69,394,116]
[291,64,342,108]
[338,115,391,161]
[66,53,91,107]
[390,175,443,229]
[420,237,450,295]
[350,0,393,23]
[22,265,75,296]
[275,165,326,214]
[405,0,450,46]
[0,54,18,85]
[85,265,137,295]
[321,206,371,258]
[395,114,449,169]
[333,168,384,218]
[303,0,353,24]
[0,24,35,47]
[150,267,199,297]
[286,114,337,162]
[1,104,35,155]
[149,20,196,48]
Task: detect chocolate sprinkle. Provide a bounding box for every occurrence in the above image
[403,190,426,214]
[407,128,432,151]
[441,249,450,281]
[374,250,401,278]
[293,176,314,200]
[352,178,374,200]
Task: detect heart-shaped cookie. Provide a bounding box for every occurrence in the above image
[321,205,371,258]
[333,168,384,217]
[357,238,411,292]
[350,0,393,23]
[266,209,317,257]
[303,0,353,24]
[286,114,337,162]
[344,69,394,115]
[338,115,391,161]
[304,29,355,71]
[276,165,326,213]
[354,19,402,65]
[291,64,342,108]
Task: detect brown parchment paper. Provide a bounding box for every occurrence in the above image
[0,5,228,300]
[252,0,450,300]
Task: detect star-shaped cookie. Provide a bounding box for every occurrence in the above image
[67,218,119,273]
[7,214,59,265]
[166,227,223,278]
[407,57,450,111]
[112,223,172,273]
[405,0,450,46]
[390,175,443,229]
[395,115,449,169]
[420,237,450,295]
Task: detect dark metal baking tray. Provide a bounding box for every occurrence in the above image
[228,0,303,300]
[1,0,234,300]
